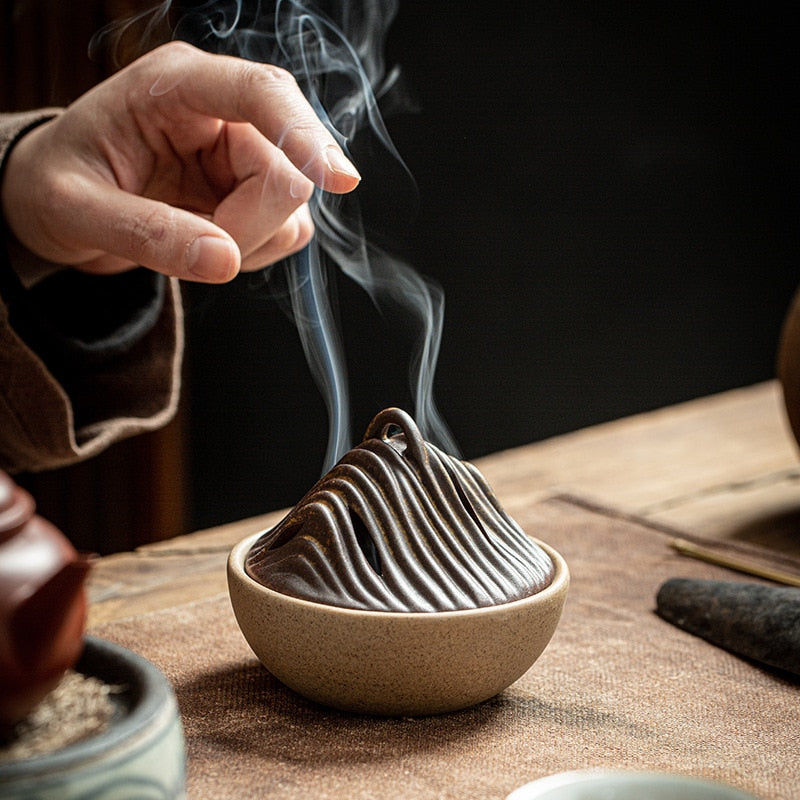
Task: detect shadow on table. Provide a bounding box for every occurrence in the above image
[175,661,514,765]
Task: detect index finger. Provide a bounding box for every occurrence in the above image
[147,42,361,194]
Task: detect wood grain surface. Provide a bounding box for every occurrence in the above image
[88,381,800,627]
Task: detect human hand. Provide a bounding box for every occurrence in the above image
[0,42,360,283]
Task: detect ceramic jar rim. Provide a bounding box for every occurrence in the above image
[0,637,178,780]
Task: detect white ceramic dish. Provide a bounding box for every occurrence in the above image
[228,530,569,716]
[506,770,761,800]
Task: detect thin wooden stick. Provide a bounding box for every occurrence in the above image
[668,538,800,588]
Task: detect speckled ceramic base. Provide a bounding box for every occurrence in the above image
[228,531,569,716]
[0,637,186,799]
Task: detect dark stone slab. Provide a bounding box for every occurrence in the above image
[656,578,800,678]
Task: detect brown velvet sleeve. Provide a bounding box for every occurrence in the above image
[0,111,184,473]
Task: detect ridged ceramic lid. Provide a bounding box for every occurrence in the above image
[246,408,554,612]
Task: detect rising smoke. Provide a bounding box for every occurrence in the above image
[95,0,458,471]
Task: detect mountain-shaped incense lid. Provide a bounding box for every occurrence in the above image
[246,408,554,612]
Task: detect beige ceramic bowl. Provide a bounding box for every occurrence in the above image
[228,531,569,716]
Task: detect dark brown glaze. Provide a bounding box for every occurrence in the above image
[246,408,554,612]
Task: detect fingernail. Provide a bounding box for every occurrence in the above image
[324,144,361,182]
[289,175,313,200]
[187,235,238,281]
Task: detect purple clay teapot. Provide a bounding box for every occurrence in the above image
[0,470,91,732]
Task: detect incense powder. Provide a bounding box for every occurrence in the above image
[0,672,117,762]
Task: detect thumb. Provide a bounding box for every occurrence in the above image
[73,182,241,283]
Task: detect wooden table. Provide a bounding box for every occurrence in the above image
[88,380,800,626]
[85,380,800,800]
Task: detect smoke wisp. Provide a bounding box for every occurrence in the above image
[95,0,458,472]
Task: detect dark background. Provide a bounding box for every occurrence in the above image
[182,1,800,530]
[2,1,798,548]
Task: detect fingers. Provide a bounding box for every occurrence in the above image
[144,42,361,194]
[239,204,315,271]
[64,174,314,282]
[2,43,341,281]
[77,207,314,278]
[57,176,238,282]
[8,120,314,281]
[208,121,314,252]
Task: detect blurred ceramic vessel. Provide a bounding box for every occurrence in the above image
[506,770,760,800]
[0,637,186,800]
[0,470,90,730]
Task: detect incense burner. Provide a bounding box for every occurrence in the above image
[228,408,569,716]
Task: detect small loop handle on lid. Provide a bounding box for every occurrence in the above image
[363,408,428,465]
